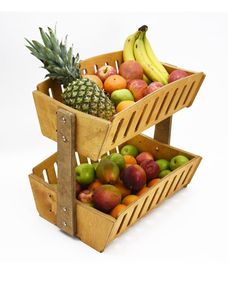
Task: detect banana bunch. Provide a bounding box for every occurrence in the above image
[123,25,169,85]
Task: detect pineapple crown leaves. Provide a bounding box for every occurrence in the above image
[25,27,81,87]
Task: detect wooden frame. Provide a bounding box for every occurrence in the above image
[33,50,205,160]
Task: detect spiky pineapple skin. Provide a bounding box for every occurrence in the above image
[62,78,116,120]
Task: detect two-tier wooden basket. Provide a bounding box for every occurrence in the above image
[29,50,205,252]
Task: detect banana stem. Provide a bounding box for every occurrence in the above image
[138,25,148,32]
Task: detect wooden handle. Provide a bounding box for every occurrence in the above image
[56,109,76,236]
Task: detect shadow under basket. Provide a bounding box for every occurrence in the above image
[29,134,202,252]
[33,50,205,161]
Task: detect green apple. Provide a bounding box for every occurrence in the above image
[75,164,95,184]
[120,144,139,157]
[159,169,171,178]
[156,159,170,171]
[170,155,189,171]
[111,89,134,106]
[108,153,125,170]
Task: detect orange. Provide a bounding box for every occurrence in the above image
[148,178,161,187]
[136,186,149,196]
[110,204,127,219]
[88,179,103,191]
[123,155,137,165]
[104,75,127,94]
[116,100,135,113]
[113,182,131,198]
[122,195,139,206]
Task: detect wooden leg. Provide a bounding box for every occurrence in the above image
[154,116,172,144]
[57,109,76,236]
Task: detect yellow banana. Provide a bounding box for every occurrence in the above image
[123,31,139,61]
[134,31,168,84]
[123,30,151,83]
[143,74,151,84]
[144,33,169,79]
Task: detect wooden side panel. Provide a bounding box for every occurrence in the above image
[76,203,115,252]
[33,90,110,160]
[29,174,57,224]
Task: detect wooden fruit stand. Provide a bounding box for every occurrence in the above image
[29,50,205,252]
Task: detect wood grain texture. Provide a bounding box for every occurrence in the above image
[154,116,172,144]
[33,51,205,160]
[56,109,76,236]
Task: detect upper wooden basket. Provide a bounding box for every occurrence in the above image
[33,51,205,161]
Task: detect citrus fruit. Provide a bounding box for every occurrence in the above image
[136,186,149,196]
[110,204,127,219]
[104,75,127,94]
[148,178,161,187]
[122,194,139,206]
[116,100,135,113]
[88,179,103,191]
[123,155,137,165]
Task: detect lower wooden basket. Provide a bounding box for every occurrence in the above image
[29,134,202,252]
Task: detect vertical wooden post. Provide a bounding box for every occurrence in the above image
[56,109,76,236]
[154,116,172,144]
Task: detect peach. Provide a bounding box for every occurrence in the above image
[119,60,143,82]
[127,79,147,101]
[93,185,121,213]
[96,159,120,184]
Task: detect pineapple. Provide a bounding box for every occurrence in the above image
[25,27,116,120]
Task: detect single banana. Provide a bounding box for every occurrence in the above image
[143,74,151,84]
[123,31,139,61]
[144,33,169,79]
[134,31,168,84]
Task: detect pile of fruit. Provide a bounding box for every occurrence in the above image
[75,144,190,218]
[26,25,188,120]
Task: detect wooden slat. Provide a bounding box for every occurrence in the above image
[56,109,76,236]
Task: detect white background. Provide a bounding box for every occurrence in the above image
[0,8,234,304]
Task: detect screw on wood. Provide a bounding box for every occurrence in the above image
[62,207,67,212]
[62,221,67,227]
[62,117,66,123]
[62,135,67,142]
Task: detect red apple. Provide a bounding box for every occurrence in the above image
[136,152,154,164]
[127,79,148,101]
[140,159,160,180]
[119,60,143,82]
[168,69,188,83]
[97,65,117,82]
[121,164,147,192]
[144,82,163,96]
